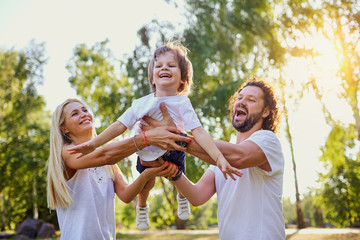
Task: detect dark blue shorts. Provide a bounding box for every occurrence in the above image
[136,150,186,174]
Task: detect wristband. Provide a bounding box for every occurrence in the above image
[142,130,149,147]
[133,135,140,151]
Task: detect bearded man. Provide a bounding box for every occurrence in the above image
[168,77,285,240]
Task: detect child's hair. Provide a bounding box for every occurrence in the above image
[148,41,193,96]
[47,98,116,210]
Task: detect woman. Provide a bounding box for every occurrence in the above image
[47,98,189,239]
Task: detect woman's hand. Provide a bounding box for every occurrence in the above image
[145,126,191,151]
[141,102,191,151]
[143,161,178,179]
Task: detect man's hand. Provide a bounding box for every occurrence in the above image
[142,102,177,129]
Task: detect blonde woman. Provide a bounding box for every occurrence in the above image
[47,98,189,239]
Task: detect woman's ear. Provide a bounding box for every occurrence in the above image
[61,126,69,134]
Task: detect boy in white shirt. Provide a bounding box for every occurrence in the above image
[68,42,242,230]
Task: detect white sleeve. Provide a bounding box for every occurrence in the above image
[181,97,202,131]
[246,130,284,176]
[117,105,137,130]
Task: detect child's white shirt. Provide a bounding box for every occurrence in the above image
[118,93,201,161]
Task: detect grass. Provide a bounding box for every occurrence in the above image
[286,233,360,240]
[3,229,360,239]
[116,230,360,240]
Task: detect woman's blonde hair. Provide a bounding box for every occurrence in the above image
[47,98,115,210]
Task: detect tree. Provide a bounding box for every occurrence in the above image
[317,123,360,226]
[66,39,135,177]
[280,0,360,227]
[0,41,52,230]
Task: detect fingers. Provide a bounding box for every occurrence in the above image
[159,102,171,120]
[142,116,156,127]
[76,153,85,159]
[220,166,243,181]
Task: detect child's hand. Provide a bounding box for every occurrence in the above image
[67,140,96,159]
[216,155,243,180]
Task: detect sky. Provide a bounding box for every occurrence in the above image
[1,0,354,201]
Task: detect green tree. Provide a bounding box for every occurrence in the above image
[0,41,52,230]
[281,0,360,227]
[66,39,135,177]
[316,124,360,227]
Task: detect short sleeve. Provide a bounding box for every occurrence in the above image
[117,105,137,129]
[181,97,202,131]
[245,130,284,176]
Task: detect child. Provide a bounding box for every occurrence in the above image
[68,42,242,230]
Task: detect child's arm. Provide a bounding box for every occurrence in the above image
[192,127,242,180]
[67,121,127,158]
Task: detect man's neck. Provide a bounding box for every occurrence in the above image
[236,127,262,143]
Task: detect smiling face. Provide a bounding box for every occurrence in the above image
[232,85,269,132]
[61,101,94,139]
[151,51,183,97]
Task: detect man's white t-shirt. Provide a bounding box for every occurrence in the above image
[56,167,115,240]
[209,130,285,240]
[118,93,201,161]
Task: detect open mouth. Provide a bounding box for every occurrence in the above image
[160,73,171,78]
[80,119,91,124]
[234,108,247,120]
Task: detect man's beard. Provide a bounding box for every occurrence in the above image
[232,109,263,133]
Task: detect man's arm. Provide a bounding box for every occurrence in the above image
[187,139,270,171]
[171,170,216,206]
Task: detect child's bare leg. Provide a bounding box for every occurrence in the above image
[138,177,155,207]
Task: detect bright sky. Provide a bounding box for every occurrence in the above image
[0,0,354,201]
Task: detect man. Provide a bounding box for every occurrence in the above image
[171,77,285,239]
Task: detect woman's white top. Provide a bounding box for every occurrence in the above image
[118,93,201,161]
[56,167,115,240]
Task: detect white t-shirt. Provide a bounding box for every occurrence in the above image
[209,130,285,240]
[56,167,115,240]
[118,93,201,161]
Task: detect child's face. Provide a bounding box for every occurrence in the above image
[152,51,182,97]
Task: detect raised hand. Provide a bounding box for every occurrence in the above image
[67,140,96,159]
[216,154,243,180]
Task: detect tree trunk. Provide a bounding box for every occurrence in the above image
[279,81,306,229]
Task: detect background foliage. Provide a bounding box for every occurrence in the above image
[1,0,359,231]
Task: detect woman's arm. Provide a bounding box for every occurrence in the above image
[114,161,178,203]
[63,126,191,170]
[171,170,216,206]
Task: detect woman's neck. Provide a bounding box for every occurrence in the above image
[69,133,93,145]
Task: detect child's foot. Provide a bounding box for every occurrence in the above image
[177,195,190,220]
[136,203,149,230]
